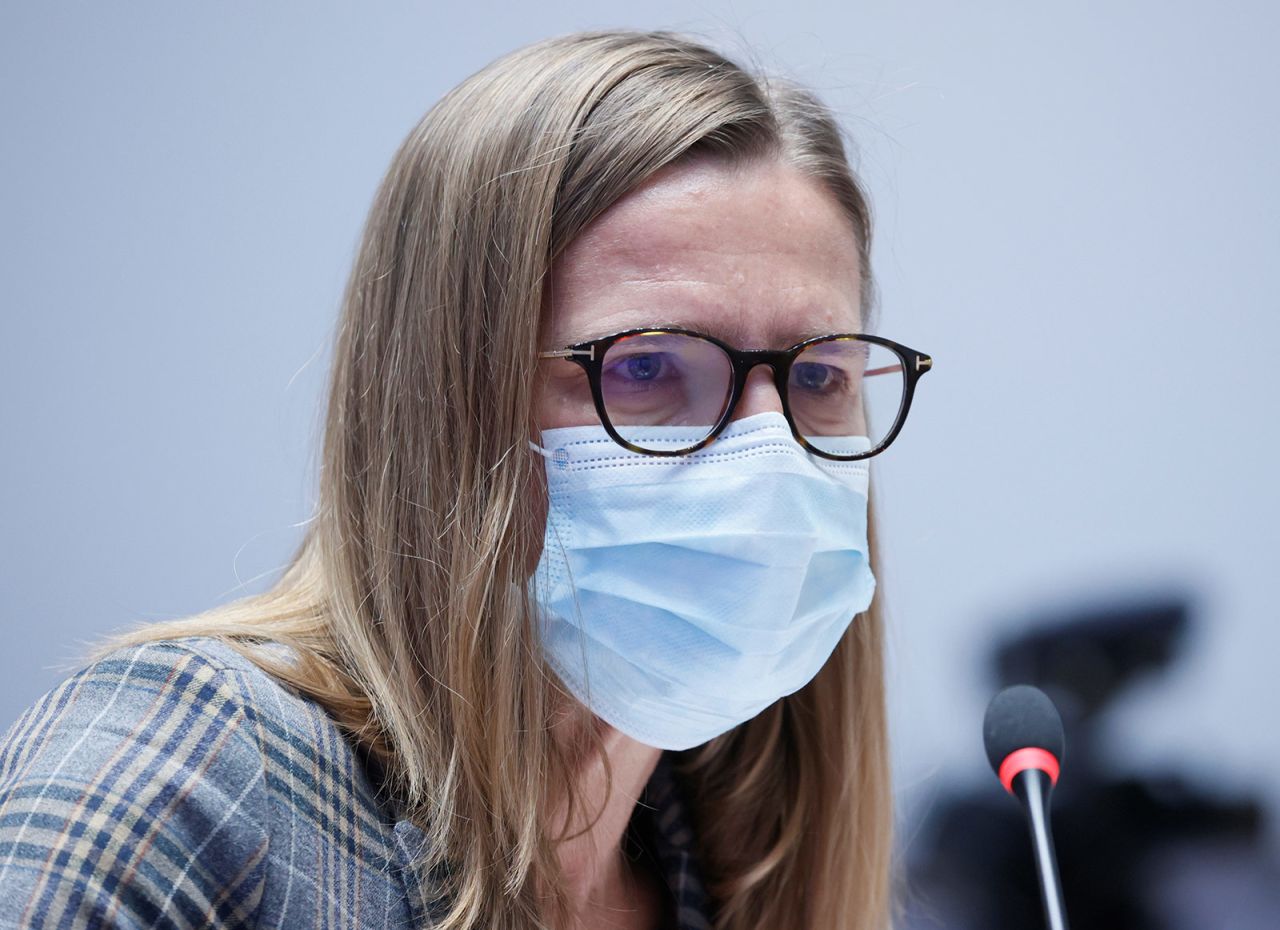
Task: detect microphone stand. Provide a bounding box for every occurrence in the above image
[1012,769,1070,930]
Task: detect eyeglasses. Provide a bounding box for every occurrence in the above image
[538,327,932,460]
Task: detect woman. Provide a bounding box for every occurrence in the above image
[0,28,931,930]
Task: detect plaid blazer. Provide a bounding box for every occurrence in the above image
[0,637,716,929]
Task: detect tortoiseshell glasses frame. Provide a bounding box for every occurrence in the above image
[538,327,933,461]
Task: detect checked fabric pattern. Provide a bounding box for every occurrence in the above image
[0,637,716,928]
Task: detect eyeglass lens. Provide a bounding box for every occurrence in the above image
[598,332,905,456]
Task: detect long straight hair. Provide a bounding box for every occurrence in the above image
[97,29,892,930]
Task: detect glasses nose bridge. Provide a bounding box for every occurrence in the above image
[731,347,791,387]
[726,348,793,424]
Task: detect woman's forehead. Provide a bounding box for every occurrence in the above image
[546,159,863,346]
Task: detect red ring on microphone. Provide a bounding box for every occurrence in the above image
[998,747,1060,794]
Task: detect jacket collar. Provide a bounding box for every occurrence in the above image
[388,750,715,928]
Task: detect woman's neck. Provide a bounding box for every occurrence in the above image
[549,711,664,925]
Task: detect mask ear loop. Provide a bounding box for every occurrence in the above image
[529,439,574,471]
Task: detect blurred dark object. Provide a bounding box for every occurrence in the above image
[901,592,1280,930]
[995,595,1188,730]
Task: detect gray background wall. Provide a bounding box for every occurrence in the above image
[3,0,1277,880]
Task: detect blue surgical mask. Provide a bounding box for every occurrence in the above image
[530,411,876,750]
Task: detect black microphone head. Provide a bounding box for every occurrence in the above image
[983,684,1065,774]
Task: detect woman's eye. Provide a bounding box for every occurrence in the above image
[609,353,668,382]
[791,362,840,392]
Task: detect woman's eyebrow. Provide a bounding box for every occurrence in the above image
[556,311,861,347]
[758,319,866,348]
[562,315,721,344]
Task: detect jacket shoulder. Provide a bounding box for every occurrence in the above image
[0,637,278,928]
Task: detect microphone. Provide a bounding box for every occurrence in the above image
[983,685,1070,930]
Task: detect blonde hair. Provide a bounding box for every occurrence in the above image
[96,29,892,930]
